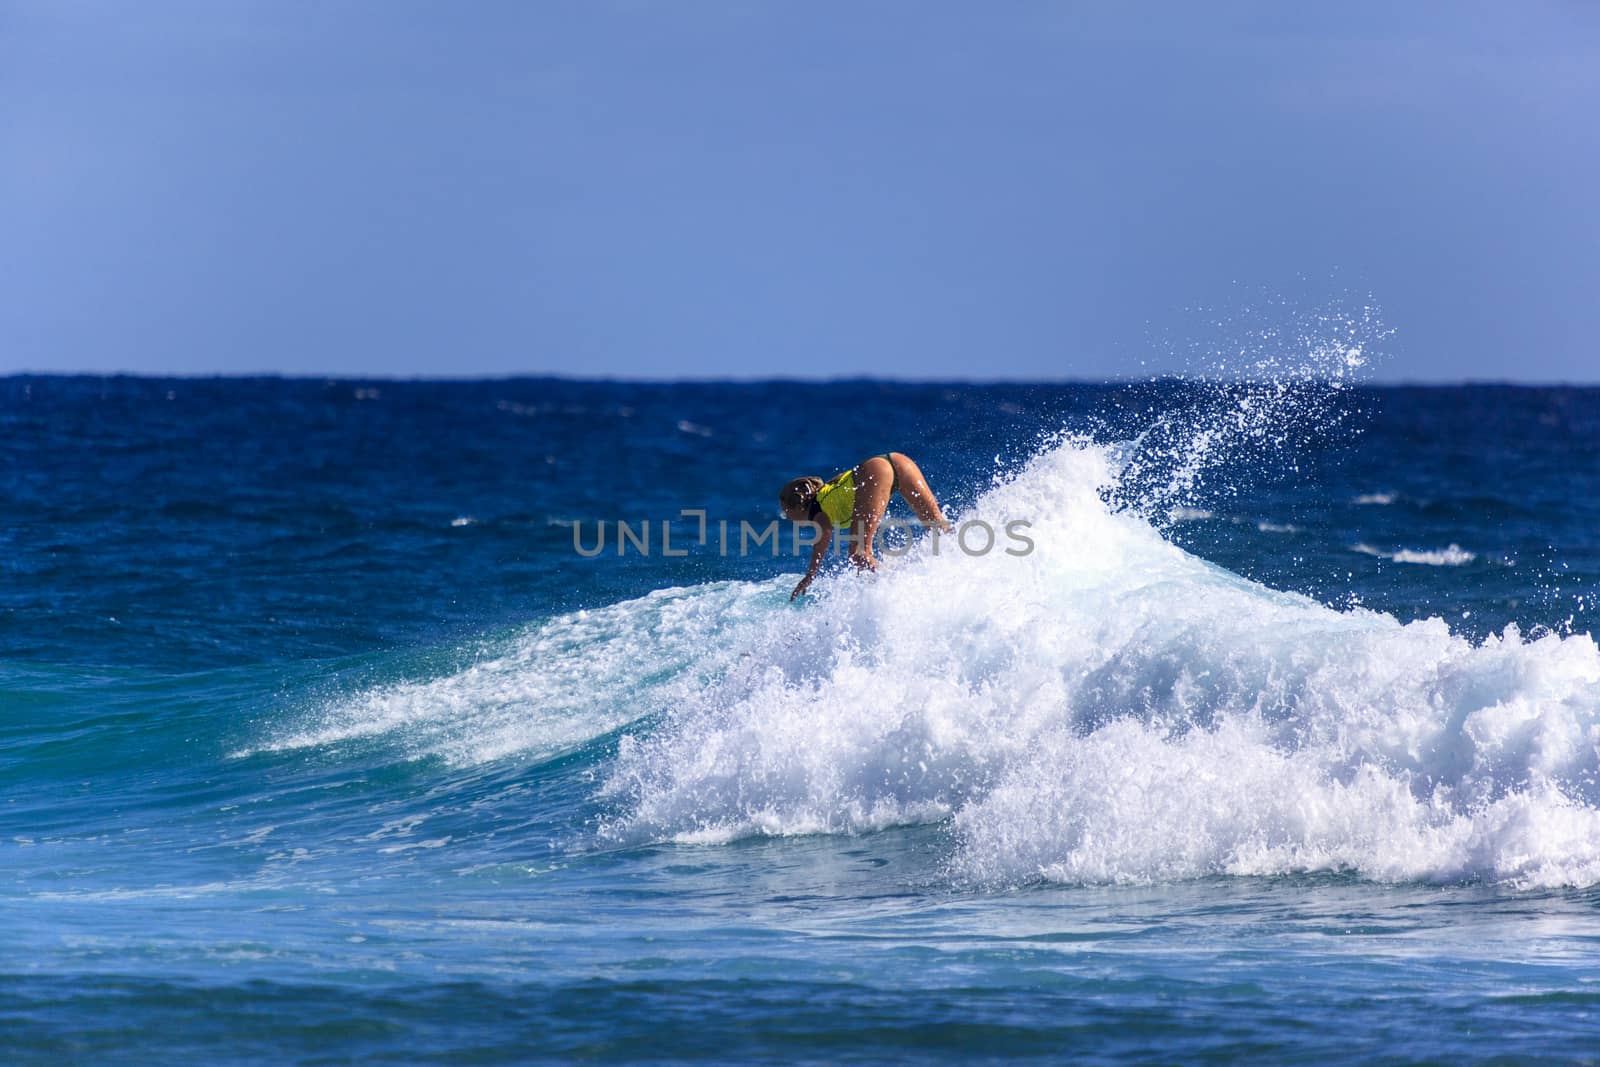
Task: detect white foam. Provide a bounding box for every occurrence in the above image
[1353,542,1477,566]
[1391,544,1476,566]
[1354,492,1397,505]
[596,440,1600,889]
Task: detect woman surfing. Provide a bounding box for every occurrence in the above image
[779,452,952,600]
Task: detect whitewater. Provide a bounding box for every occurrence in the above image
[260,434,1600,891]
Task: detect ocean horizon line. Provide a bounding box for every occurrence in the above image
[6,370,1599,390]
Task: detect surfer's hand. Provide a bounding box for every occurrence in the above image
[791,576,812,600]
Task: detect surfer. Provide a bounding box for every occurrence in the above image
[779,452,952,600]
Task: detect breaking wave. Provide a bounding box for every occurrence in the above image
[254,416,1600,890]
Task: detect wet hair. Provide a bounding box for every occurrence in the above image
[779,476,825,514]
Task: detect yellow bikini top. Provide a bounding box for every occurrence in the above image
[811,470,855,528]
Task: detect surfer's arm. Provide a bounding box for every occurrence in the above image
[790,517,832,600]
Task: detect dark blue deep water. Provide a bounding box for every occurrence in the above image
[4,376,1600,1063]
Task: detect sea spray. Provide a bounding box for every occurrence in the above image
[1108,295,1390,525]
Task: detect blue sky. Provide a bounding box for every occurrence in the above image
[2,2,1596,381]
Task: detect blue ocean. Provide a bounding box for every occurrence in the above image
[4,371,1599,1063]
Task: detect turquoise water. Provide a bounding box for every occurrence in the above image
[4,376,1599,1062]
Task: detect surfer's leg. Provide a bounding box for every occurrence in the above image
[887,453,952,531]
[849,455,895,568]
